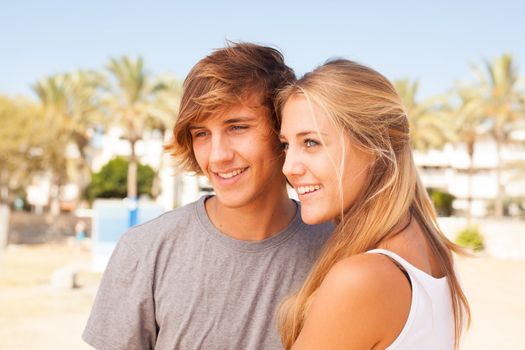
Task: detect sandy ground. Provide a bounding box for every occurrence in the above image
[456,254,525,349]
[0,244,524,350]
[0,244,96,350]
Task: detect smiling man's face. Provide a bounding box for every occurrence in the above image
[190,101,286,210]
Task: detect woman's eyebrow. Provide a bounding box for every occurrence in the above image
[279,131,329,139]
[295,131,329,137]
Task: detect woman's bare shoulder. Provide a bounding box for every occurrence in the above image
[291,253,412,350]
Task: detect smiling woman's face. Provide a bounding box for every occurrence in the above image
[280,94,373,224]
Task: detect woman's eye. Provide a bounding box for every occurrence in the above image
[305,139,320,148]
[280,142,289,151]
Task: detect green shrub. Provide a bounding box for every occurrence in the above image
[427,188,455,217]
[456,225,485,252]
[85,157,154,200]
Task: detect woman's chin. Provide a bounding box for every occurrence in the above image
[301,209,332,225]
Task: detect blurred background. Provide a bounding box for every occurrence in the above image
[0,1,524,349]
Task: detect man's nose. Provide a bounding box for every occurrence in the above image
[209,134,234,164]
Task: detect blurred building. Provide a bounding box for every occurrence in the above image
[416,134,525,217]
[24,126,525,218]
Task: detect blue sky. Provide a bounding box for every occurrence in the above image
[2,0,524,99]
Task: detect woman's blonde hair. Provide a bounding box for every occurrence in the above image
[276,59,470,349]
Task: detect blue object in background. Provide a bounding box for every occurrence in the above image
[92,199,164,271]
[128,196,139,228]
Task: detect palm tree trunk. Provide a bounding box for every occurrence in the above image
[127,142,138,199]
[151,128,167,199]
[0,167,8,205]
[0,167,10,250]
[494,130,504,219]
[76,159,87,208]
[127,139,138,226]
[0,203,9,249]
[466,141,474,224]
[74,135,90,208]
[50,173,61,216]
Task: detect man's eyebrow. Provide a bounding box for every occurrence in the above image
[223,117,257,124]
[188,124,203,131]
[189,117,258,131]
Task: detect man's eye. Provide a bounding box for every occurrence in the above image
[305,139,320,148]
[193,131,208,138]
[230,125,248,132]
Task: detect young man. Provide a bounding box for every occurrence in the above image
[82,43,332,349]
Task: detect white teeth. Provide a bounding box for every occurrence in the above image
[217,168,246,179]
[297,185,321,194]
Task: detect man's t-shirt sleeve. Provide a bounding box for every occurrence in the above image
[82,236,157,350]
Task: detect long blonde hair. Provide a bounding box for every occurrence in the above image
[277,59,470,349]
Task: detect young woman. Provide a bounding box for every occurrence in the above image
[278,59,470,350]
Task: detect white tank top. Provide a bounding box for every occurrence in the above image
[366,248,455,350]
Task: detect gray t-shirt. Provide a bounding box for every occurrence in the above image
[82,195,333,350]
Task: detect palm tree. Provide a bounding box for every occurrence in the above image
[472,54,523,218]
[105,56,171,225]
[67,70,106,153]
[0,96,37,205]
[0,95,46,244]
[145,76,183,198]
[0,95,20,248]
[33,71,104,214]
[394,79,451,152]
[33,75,71,215]
[450,85,488,222]
[65,70,106,195]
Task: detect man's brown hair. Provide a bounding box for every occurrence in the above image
[165,42,296,173]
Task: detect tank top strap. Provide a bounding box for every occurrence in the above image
[365,248,417,275]
[366,248,414,285]
[365,249,453,349]
[366,248,447,284]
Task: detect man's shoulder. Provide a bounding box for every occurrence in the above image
[296,217,334,239]
[119,199,202,250]
[289,216,334,251]
[299,220,334,234]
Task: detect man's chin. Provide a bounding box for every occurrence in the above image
[213,192,249,209]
